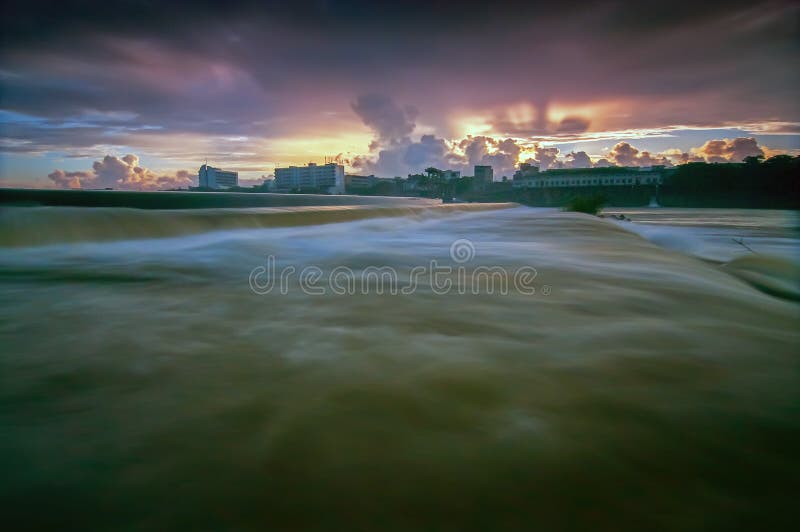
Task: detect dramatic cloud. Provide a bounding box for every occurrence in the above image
[352,94,458,176]
[352,98,523,177]
[556,117,591,135]
[458,136,521,177]
[403,135,450,169]
[565,151,592,168]
[351,97,782,177]
[351,94,418,144]
[490,104,593,138]
[353,135,459,176]
[661,149,704,164]
[524,145,561,171]
[47,169,93,189]
[655,137,769,165]
[693,137,764,163]
[607,142,670,167]
[48,154,192,190]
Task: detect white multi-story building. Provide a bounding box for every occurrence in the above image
[198,164,238,189]
[512,167,664,188]
[274,163,345,194]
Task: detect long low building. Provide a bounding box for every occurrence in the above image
[345,174,397,190]
[512,166,664,188]
[274,163,345,194]
[198,164,238,189]
[345,174,379,189]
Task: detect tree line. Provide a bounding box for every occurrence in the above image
[661,155,799,208]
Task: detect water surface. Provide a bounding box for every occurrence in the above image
[1,202,797,530]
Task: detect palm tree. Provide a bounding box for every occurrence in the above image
[424,167,442,181]
[423,167,448,199]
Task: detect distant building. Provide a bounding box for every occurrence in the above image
[474,165,493,183]
[274,163,345,194]
[198,164,238,189]
[441,170,461,181]
[345,174,375,190]
[512,166,664,189]
[513,163,540,181]
[345,174,398,192]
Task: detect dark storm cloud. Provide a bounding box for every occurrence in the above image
[0,39,270,128]
[3,1,788,42]
[695,137,765,163]
[351,94,418,143]
[4,2,798,107]
[0,1,496,45]
[557,117,591,135]
[491,110,593,138]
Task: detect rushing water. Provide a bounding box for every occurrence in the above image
[1,199,798,531]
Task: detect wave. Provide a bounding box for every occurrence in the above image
[603,213,800,301]
[604,210,799,264]
[722,254,800,302]
[0,203,515,247]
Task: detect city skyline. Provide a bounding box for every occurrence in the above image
[1,0,798,189]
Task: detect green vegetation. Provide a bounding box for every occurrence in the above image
[497,156,799,208]
[661,155,799,207]
[564,194,606,215]
[345,180,399,196]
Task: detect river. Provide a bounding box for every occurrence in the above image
[1,198,797,530]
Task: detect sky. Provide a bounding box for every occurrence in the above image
[0,0,798,189]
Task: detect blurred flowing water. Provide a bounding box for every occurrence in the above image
[0,200,798,530]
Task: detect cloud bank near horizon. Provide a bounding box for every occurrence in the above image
[344,93,773,178]
[48,154,192,190]
[43,133,774,190]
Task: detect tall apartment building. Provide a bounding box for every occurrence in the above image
[474,165,494,188]
[198,164,238,189]
[474,165,493,182]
